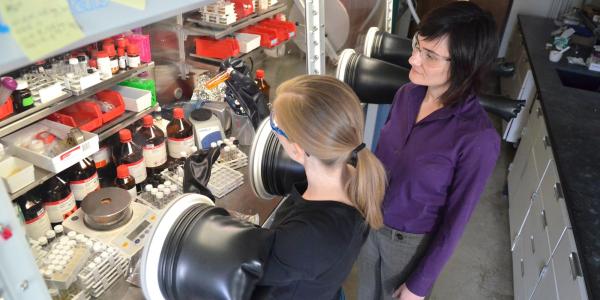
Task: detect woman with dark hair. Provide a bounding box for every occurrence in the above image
[357,2,501,300]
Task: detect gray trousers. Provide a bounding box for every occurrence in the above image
[357,225,431,300]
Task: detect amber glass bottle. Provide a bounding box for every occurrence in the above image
[255,69,270,102]
[115,164,137,199]
[136,115,167,177]
[41,175,77,226]
[68,157,100,206]
[113,129,147,188]
[166,108,194,160]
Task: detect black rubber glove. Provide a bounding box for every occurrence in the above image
[182,147,221,201]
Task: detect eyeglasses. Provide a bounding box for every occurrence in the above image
[411,33,451,67]
[269,111,288,139]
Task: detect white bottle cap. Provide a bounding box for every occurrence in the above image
[53,225,64,234]
[100,251,110,259]
[69,58,79,65]
[43,269,53,278]
[85,240,94,249]
[38,237,48,246]
[210,142,217,148]
[87,262,97,269]
[59,236,69,244]
[93,257,102,264]
[151,188,158,195]
[68,240,77,247]
[170,185,178,193]
[45,230,56,240]
[217,140,223,146]
[157,184,165,190]
[145,184,153,192]
[67,231,77,238]
[93,242,105,253]
[76,234,85,242]
[164,190,171,196]
[54,265,64,272]
[156,192,164,199]
[164,181,172,187]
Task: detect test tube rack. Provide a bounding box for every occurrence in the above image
[216,146,248,169]
[77,247,129,298]
[208,164,244,198]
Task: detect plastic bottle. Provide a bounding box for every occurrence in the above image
[96,51,112,79]
[113,129,147,188]
[255,69,270,102]
[12,79,34,113]
[117,47,127,71]
[41,175,77,226]
[136,115,168,177]
[127,44,141,68]
[115,164,137,199]
[16,193,52,239]
[205,68,232,90]
[167,108,194,160]
[67,158,100,206]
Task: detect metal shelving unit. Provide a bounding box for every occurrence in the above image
[0,62,155,138]
[185,3,287,39]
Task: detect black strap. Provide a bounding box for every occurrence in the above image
[347,143,366,167]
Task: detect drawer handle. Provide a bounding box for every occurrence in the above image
[541,209,548,229]
[530,235,535,254]
[521,259,525,277]
[569,252,583,280]
[543,136,550,149]
[554,182,564,201]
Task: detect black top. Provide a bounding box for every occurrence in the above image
[519,15,600,298]
[253,185,369,300]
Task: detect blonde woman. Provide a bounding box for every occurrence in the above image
[252,75,387,300]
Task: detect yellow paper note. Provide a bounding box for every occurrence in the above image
[112,0,146,10]
[0,0,84,61]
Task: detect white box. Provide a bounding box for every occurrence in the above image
[235,33,261,53]
[111,85,152,112]
[0,156,35,193]
[2,120,99,173]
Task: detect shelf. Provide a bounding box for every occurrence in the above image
[8,104,159,201]
[185,3,287,39]
[95,104,160,141]
[0,62,154,138]
[188,46,263,64]
[0,0,217,73]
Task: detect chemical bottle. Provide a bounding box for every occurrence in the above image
[127,44,141,68]
[113,129,147,188]
[115,164,137,199]
[67,157,100,206]
[12,79,34,113]
[136,115,167,177]
[16,192,51,240]
[167,107,194,160]
[255,69,270,102]
[96,51,112,79]
[117,47,127,71]
[103,43,119,75]
[92,140,115,187]
[41,175,77,226]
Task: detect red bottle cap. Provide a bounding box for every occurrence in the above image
[116,164,130,179]
[103,38,114,46]
[35,131,57,144]
[256,69,265,79]
[103,44,116,57]
[173,107,184,119]
[88,58,97,68]
[142,115,154,127]
[116,38,127,49]
[117,47,125,57]
[119,129,132,142]
[128,44,139,56]
[97,51,108,58]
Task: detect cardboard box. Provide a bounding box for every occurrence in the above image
[111,85,152,112]
[2,120,99,173]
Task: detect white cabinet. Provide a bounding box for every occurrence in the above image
[553,229,588,300]
[531,262,559,300]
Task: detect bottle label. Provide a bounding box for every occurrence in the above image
[128,56,141,68]
[118,56,127,69]
[44,192,77,223]
[93,146,111,168]
[143,141,167,167]
[70,172,100,201]
[110,59,119,72]
[168,136,194,158]
[22,96,34,107]
[125,158,147,183]
[126,186,137,199]
[25,209,51,239]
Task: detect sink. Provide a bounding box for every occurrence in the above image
[556,68,600,92]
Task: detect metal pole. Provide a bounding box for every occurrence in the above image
[304,0,326,75]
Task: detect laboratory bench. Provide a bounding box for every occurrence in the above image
[506,14,600,300]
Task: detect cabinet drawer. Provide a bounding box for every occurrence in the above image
[522,196,552,291]
[532,121,552,179]
[552,229,588,300]
[509,148,540,244]
[539,161,571,252]
[512,235,526,300]
[531,261,559,300]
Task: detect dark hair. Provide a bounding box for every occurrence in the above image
[418,1,498,106]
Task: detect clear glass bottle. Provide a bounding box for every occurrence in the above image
[41,175,77,226]
[113,129,147,188]
[67,158,99,206]
[167,108,194,160]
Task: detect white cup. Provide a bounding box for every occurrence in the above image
[549,50,563,62]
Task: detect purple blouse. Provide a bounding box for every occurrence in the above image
[375,83,500,296]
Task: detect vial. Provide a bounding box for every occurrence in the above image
[93,257,102,264]
[157,184,165,191]
[67,231,77,239]
[87,262,97,270]
[170,185,178,195]
[45,230,56,244]
[164,189,171,202]
[53,225,64,238]
[85,240,94,250]
[38,237,49,249]
[76,234,85,242]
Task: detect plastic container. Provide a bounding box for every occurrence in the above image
[118,78,157,107]
[234,33,261,53]
[126,34,152,63]
[232,0,255,18]
[111,85,151,112]
[195,37,240,59]
[259,18,297,39]
[253,24,287,44]
[239,26,278,48]
[0,156,35,193]
[95,90,125,123]
[48,100,103,131]
[0,96,14,120]
[189,109,225,149]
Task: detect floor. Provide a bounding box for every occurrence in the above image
[259,50,515,300]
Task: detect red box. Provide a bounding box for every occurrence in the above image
[232,0,254,18]
[195,37,240,59]
[95,90,125,123]
[239,26,279,48]
[47,101,103,131]
[254,24,287,43]
[259,19,297,40]
[0,96,14,120]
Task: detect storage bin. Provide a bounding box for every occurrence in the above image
[0,96,14,120]
[2,120,99,173]
[259,19,296,40]
[95,90,125,123]
[47,100,103,131]
[235,33,261,53]
[126,34,152,63]
[111,85,152,112]
[0,156,35,193]
[195,37,240,59]
[239,26,278,48]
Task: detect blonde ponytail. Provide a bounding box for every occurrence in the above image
[274,75,387,229]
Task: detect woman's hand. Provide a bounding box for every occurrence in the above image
[392,283,425,300]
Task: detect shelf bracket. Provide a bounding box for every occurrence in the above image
[385,0,394,33]
[177,14,190,79]
[304,0,326,75]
